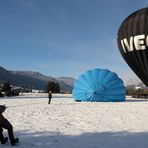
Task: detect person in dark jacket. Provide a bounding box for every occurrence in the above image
[0,105,19,146]
[48,91,52,104]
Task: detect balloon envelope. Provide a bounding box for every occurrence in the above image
[117,7,148,86]
[72,68,126,102]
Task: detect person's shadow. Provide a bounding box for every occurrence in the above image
[2,130,148,148]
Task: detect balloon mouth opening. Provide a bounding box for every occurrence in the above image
[93,91,97,95]
[92,83,106,96]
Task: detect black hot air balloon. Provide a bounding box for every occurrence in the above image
[117,7,148,86]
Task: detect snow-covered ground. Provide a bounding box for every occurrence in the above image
[1,93,148,148]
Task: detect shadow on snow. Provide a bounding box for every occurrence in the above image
[1,130,148,148]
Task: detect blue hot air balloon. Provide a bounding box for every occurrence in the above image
[72,68,126,102]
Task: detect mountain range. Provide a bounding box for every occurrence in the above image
[0,66,76,92]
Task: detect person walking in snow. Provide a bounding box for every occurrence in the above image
[48,91,52,104]
[0,105,19,146]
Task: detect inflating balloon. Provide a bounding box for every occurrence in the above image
[117,7,148,86]
[72,68,125,102]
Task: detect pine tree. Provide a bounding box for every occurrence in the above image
[2,81,12,96]
[2,81,11,92]
[47,81,60,93]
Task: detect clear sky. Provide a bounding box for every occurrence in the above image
[0,0,147,84]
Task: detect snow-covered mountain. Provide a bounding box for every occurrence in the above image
[10,71,57,82]
[0,66,75,92]
[126,83,147,89]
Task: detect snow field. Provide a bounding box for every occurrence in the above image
[0,94,148,148]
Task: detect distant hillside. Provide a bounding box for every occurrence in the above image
[10,71,57,82]
[126,83,146,89]
[0,66,48,90]
[55,77,76,86]
[0,66,76,92]
[55,77,76,93]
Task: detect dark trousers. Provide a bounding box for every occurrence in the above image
[48,98,51,104]
[0,117,15,143]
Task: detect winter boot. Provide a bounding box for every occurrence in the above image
[11,138,19,146]
[1,137,8,144]
[0,130,8,144]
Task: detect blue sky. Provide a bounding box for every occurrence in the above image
[0,0,148,84]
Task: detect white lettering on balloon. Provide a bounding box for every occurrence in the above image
[120,34,147,53]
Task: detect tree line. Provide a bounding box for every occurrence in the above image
[0,80,61,97]
[46,81,60,93]
[0,81,11,96]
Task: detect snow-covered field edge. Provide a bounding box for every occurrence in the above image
[0,93,148,148]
